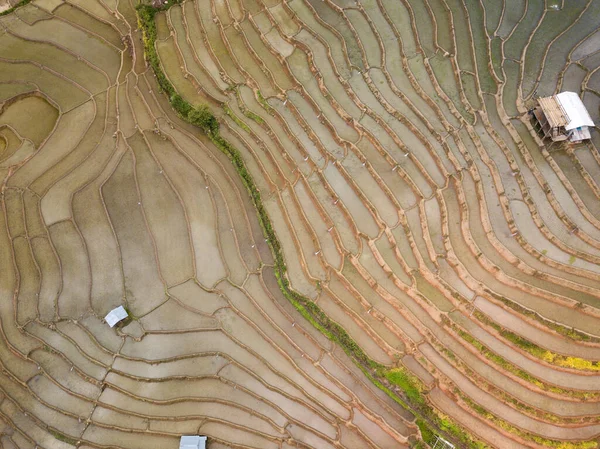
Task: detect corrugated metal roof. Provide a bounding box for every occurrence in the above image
[180,436,207,449]
[105,306,128,327]
[556,91,595,130]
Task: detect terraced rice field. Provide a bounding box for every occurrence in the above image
[1,0,600,448]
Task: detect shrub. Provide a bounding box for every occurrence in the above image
[188,105,218,134]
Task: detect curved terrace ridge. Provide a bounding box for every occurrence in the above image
[0,0,599,449]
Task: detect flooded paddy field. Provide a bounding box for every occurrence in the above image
[1,0,600,448]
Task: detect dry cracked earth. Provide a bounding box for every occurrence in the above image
[1,0,600,448]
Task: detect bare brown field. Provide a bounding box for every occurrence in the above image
[1,0,600,448]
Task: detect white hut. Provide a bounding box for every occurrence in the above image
[532,91,594,143]
[104,306,128,328]
[179,436,207,449]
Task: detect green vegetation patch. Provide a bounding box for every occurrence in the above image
[223,104,251,133]
[474,309,600,373]
[436,336,598,447]
[501,327,600,371]
[48,428,78,446]
[0,0,32,17]
[489,293,600,343]
[256,90,274,113]
[383,367,425,406]
[458,392,598,449]
[243,109,265,125]
[456,324,599,401]
[232,88,266,125]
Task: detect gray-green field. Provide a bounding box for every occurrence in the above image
[1,0,600,448]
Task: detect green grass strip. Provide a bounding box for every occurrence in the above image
[473,309,600,373]
[458,392,597,449]
[223,105,251,132]
[243,109,265,126]
[48,428,78,446]
[457,325,598,400]
[498,326,599,372]
[436,341,598,449]
[382,367,425,406]
[489,293,600,343]
[137,4,489,447]
[256,89,274,113]
[0,0,32,16]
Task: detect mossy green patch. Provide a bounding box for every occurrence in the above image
[223,105,251,132]
[48,429,78,446]
[257,90,274,113]
[244,109,265,125]
[416,419,435,444]
[383,368,425,405]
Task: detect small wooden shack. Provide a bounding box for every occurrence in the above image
[532,91,594,143]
